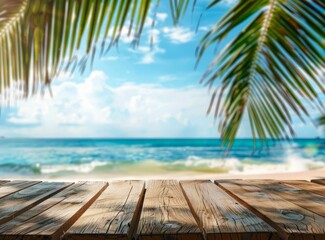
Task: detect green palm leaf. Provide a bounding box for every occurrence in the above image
[197,0,325,149]
[0,0,192,99]
[319,115,325,126]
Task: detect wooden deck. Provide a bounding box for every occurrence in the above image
[0,179,324,240]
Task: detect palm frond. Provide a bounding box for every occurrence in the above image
[0,0,195,103]
[197,0,325,149]
[0,0,27,98]
[319,115,325,126]
[0,0,151,97]
[169,0,193,24]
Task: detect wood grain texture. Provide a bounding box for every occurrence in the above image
[283,180,325,197]
[0,183,85,235]
[180,180,277,240]
[242,180,325,217]
[64,180,145,240]
[0,180,41,199]
[0,182,107,240]
[0,181,71,225]
[137,180,203,240]
[0,181,10,186]
[215,180,325,240]
[0,179,324,240]
[311,179,325,186]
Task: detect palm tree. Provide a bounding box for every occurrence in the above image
[0,0,324,148]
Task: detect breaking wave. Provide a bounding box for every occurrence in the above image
[2,156,323,177]
[0,139,324,177]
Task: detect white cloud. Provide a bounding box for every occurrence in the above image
[8,115,40,125]
[7,71,113,127]
[141,54,155,64]
[144,11,168,28]
[221,0,238,5]
[4,67,322,139]
[143,12,167,45]
[156,12,168,22]
[198,25,212,32]
[158,75,178,82]
[118,27,134,44]
[54,71,73,84]
[103,24,135,44]
[148,28,160,44]
[129,45,165,64]
[100,12,166,64]
[202,0,237,7]
[144,16,154,28]
[4,71,222,138]
[163,27,195,44]
[101,56,119,61]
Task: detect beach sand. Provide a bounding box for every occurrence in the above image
[4,169,325,182]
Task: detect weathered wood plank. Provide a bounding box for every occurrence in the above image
[64,180,145,240]
[0,181,10,186]
[215,180,325,240]
[0,180,41,199]
[180,180,277,240]
[0,181,71,225]
[242,180,325,217]
[0,183,86,235]
[0,182,107,240]
[283,180,325,197]
[311,179,325,186]
[137,180,202,240]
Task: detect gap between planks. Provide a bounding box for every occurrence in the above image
[180,180,278,240]
[283,180,325,197]
[64,180,145,240]
[137,180,203,240]
[0,182,108,240]
[0,180,41,199]
[238,179,325,217]
[311,179,325,186]
[0,181,73,225]
[215,179,325,240]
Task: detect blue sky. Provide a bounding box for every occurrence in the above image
[0,0,323,138]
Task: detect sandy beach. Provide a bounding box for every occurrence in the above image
[4,169,324,182]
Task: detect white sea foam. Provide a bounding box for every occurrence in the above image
[36,156,325,175]
[34,146,325,175]
[164,151,325,174]
[40,161,108,174]
[169,157,243,171]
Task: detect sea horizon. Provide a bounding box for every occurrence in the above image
[1,137,324,140]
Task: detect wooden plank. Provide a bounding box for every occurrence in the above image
[64,180,145,240]
[180,180,278,240]
[0,180,41,199]
[0,181,72,225]
[311,179,325,186]
[242,180,325,217]
[137,180,202,240]
[0,181,10,186]
[283,180,325,197]
[0,183,86,235]
[215,180,325,240]
[0,182,107,240]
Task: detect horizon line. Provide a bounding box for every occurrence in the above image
[1,137,323,140]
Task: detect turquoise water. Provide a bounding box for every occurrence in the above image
[0,139,324,177]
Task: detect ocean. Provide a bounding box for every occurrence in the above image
[0,138,324,178]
